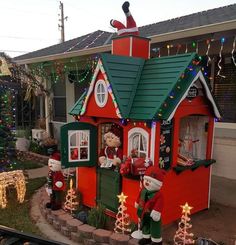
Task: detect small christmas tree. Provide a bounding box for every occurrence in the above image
[64,178,79,214]
[114,192,131,234]
[0,89,16,172]
[174,202,195,244]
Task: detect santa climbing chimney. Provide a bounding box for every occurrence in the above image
[111,2,150,59]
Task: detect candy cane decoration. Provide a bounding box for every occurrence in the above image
[232,36,236,67]
[217,38,226,78]
[206,39,211,66]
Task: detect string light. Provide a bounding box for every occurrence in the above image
[232,36,236,67]
[0,170,26,208]
[217,37,226,78]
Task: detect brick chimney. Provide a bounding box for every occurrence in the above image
[112,35,151,59]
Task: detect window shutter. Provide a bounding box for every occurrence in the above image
[60,122,97,168]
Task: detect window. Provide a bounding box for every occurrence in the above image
[94,80,108,107]
[128,128,149,158]
[213,59,236,122]
[61,122,97,168]
[52,79,66,122]
[178,115,208,162]
[68,130,89,162]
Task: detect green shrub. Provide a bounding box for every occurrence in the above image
[29,141,44,154]
[87,203,107,229]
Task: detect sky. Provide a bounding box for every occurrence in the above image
[1,0,236,58]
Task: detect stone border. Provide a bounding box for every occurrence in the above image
[38,188,139,245]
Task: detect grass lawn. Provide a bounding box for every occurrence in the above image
[11,159,44,170]
[0,177,47,235]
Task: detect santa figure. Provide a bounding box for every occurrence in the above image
[110,1,139,36]
[99,124,123,169]
[135,166,166,245]
[46,152,66,210]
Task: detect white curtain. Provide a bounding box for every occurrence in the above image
[179,116,208,160]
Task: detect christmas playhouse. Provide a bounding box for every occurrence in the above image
[61,35,221,224]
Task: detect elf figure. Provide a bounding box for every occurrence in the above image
[99,124,123,169]
[135,166,166,245]
[46,152,66,210]
[110,1,139,36]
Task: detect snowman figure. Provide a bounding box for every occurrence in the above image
[135,166,165,245]
[46,152,66,210]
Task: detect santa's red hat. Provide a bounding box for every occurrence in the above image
[144,166,166,187]
[49,152,61,166]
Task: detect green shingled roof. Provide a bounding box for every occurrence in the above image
[100,53,145,117]
[69,91,86,115]
[130,53,197,120]
[70,52,221,120]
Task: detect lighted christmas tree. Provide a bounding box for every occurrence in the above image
[114,192,131,234]
[0,89,16,172]
[64,178,79,214]
[174,202,195,244]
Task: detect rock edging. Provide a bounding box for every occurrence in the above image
[38,188,139,245]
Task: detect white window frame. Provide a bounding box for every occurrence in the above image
[68,130,90,162]
[128,127,149,158]
[94,79,108,107]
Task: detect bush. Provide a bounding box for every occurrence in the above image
[29,140,44,154]
[87,203,107,229]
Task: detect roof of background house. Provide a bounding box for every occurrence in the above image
[70,52,222,120]
[14,3,236,62]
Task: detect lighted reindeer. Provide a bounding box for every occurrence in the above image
[0,170,26,209]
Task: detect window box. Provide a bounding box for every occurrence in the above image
[173,159,216,174]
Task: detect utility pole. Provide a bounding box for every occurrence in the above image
[58,1,68,43]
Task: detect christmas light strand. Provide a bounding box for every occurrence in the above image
[64,32,95,53]
[232,36,236,67]
[206,39,211,66]
[217,38,226,78]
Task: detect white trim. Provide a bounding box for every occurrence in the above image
[208,119,215,208]
[215,122,236,129]
[142,234,151,239]
[128,127,149,157]
[150,122,156,161]
[151,237,162,243]
[48,159,61,166]
[167,70,221,121]
[80,59,122,118]
[144,176,163,187]
[94,79,108,107]
[117,27,139,35]
[129,36,133,57]
[68,130,90,162]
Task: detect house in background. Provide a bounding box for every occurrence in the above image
[14,3,236,180]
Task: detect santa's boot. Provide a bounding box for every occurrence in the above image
[110,19,125,30]
[122,1,130,15]
[138,238,151,245]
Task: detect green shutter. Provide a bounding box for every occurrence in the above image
[97,168,121,212]
[60,122,97,168]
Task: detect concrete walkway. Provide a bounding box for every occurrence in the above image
[211,175,236,208]
[30,189,79,245]
[27,165,49,179]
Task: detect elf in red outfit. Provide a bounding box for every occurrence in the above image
[99,124,123,169]
[46,152,66,210]
[110,2,139,36]
[135,166,166,245]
